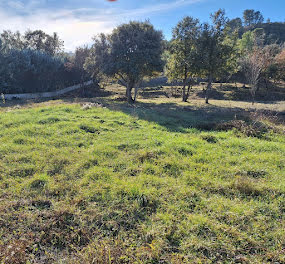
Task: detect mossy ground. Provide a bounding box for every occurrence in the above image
[0,86,285,263]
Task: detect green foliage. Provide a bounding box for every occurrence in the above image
[199,10,236,79]
[238,31,256,53]
[197,9,237,103]
[253,22,285,44]
[0,49,64,93]
[73,45,91,83]
[1,29,63,55]
[85,21,164,103]
[166,16,201,102]
[243,9,264,27]
[0,30,91,94]
[226,17,243,37]
[84,33,109,82]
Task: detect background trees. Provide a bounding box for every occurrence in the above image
[0,8,284,101]
[274,48,285,81]
[166,16,201,102]
[197,9,236,103]
[0,49,64,93]
[85,21,164,103]
[0,30,64,55]
[84,33,109,86]
[243,9,264,27]
[73,46,91,84]
[24,30,64,56]
[0,30,86,94]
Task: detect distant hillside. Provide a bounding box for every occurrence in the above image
[250,22,285,44]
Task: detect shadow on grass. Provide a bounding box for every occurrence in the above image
[0,88,113,109]
[89,99,252,133]
[1,90,283,134]
[195,84,285,102]
[139,86,170,99]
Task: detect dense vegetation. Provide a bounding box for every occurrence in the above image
[0,30,90,94]
[1,9,285,101]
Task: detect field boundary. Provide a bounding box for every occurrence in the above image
[2,80,93,100]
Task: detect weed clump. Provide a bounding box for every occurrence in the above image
[79,124,99,134]
[38,117,61,124]
[201,134,218,143]
[29,174,49,190]
[231,176,263,197]
[216,119,268,138]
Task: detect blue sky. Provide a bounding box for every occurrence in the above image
[0,0,284,51]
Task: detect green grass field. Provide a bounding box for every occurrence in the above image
[0,93,285,263]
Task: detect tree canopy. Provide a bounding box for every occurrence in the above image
[166,16,201,102]
[85,21,164,103]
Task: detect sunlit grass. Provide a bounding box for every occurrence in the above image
[0,100,284,263]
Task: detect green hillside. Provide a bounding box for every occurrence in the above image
[0,98,284,263]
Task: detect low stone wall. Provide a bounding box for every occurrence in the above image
[2,80,93,100]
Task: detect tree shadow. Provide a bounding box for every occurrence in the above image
[1,91,283,134]
[0,88,113,109]
[139,86,170,99]
[86,99,259,133]
[195,84,285,102]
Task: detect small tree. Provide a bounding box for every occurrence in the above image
[261,44,281,90]
[85,21,164,103]
[240,46,270,103]
[166,16,201,102]
[24,30,64,56]
[275,49,285,81]
[243,9,264,27]
[74,46,91,83]
[197,9,235,103]
[84,33,109,87]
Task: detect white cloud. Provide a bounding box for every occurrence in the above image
[0,0,203,51]
[0,9,116,50]
[7,0,24,10]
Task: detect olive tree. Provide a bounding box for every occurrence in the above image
[85,21,164,103]
[73,46,91,84]
[197,9,236,103]
[24,30,64,56]
[84,33,109,87]
[166,16,201,102]
[1,30,64,55]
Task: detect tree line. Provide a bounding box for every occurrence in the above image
[165,9,285,103]
[0,30,90,94]
[0,9,285,104]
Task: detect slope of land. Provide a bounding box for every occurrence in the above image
[0,86,285,263]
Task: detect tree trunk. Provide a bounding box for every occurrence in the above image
[182,82,192,102]
[134,86,139,102]
[182,80,187,102]
[126,85,134,103]
[251,85,256,105]
[205,75,213,104]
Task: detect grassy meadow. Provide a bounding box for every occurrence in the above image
[0,84,285,263]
